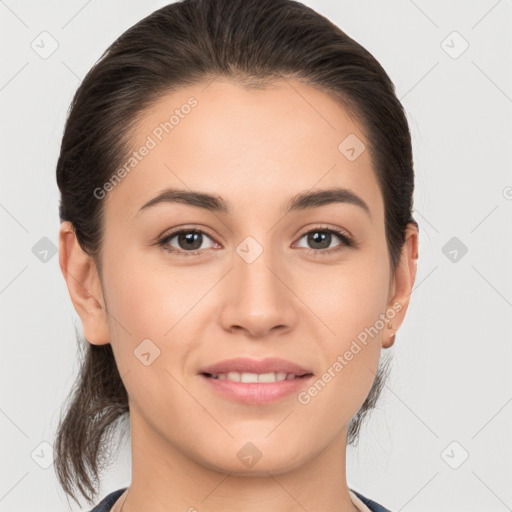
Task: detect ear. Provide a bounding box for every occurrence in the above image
[383,222,419,348]
[58,221,110,345]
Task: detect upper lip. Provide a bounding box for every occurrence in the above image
[199,357,313,376]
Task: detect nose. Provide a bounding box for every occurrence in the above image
[219,244,299,339]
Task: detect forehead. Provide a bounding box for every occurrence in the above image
[104,77,384,222]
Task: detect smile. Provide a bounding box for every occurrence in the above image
[203,371,309,382]
[200,372,314,405]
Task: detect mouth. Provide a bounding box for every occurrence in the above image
[200,371,313,383]
[198,356,313,379]
[199,371,314,405]
[198,357,315,404]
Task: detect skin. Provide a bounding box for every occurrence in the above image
[59,77,418,512]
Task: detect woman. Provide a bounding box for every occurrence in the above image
[55,0,419,510]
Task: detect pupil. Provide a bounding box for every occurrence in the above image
[309,231,330,249]
[179,232,201,250]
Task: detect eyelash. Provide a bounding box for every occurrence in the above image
[156,225,355,257]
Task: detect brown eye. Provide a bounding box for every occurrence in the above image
[295,228,354,255]
[158,229,216,256]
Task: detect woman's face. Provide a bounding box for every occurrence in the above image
[71,77,417,475]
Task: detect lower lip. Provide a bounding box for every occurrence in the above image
[200,374,314,405]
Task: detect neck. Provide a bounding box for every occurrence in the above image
[115,407,359,512]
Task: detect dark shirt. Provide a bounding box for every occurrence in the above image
[351,489,393,512]
[89,487,392,512]
[89,488,126,512]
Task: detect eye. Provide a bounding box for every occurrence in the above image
[157,228,217,256]
[294,227,354,255]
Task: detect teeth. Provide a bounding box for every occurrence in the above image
[209,371,298,382]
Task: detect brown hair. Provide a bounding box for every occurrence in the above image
[54,0,417,506]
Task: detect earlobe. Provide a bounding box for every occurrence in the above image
[58,221,110,345]
[384,222,419,349]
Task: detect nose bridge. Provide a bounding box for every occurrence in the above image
[219,234,297,336]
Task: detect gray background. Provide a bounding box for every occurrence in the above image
[1,0,511,510]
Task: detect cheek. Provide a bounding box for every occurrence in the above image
[296,290,386,431]
[101,252,203,415]
[101,247,228,389]
[100,247,192,368]
[296,246,390,399]
[300,248,391,344]
[103,245,204,334]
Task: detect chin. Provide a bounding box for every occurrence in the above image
[195,442,306,477]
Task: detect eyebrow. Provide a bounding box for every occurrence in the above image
[136,186,371,218]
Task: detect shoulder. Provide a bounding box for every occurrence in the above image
[88,488,128,512]
[350,488,394,512]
